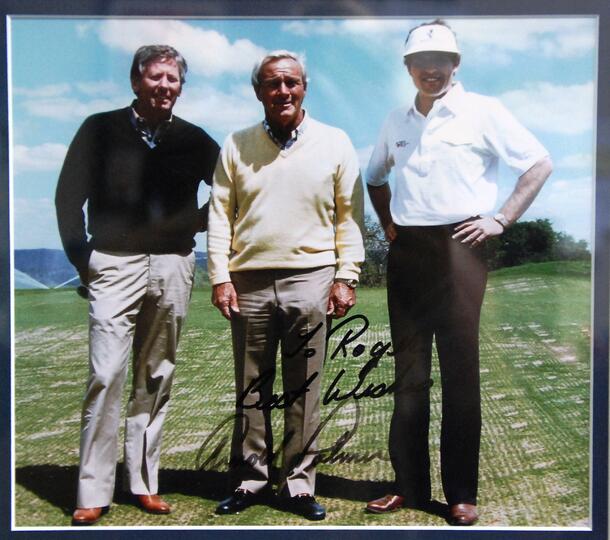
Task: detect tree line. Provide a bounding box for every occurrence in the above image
[360,216,590,287]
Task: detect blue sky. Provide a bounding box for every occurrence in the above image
[9,16,597,251]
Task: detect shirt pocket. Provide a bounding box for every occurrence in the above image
[435,120,483,171]
[437,119,476,146]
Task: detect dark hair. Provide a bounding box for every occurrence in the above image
[130,45,188,85]
[404,52,460,69]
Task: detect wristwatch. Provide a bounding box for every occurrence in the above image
[334,278,358,289]
[493,212,510,228]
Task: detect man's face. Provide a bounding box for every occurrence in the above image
[131,57,182,116]
[407,51,459,99]
[255,58,306,132]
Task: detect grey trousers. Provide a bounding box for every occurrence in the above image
[228,266,334,497]
[76,249,195,508]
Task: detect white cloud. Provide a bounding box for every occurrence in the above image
[75,80,122,96]
[282,19,412,38]
[283,19,407,56]
[356,145,373,172]
[174,83,261,137]
[97,20,267,77]
[556,152,594,170]
[13,83,71,98]
[13,197,62,250]
[526,175,592,242]
[13,143,67,174]
[15,81,122,99]
[282,20,339,36]
[282,17,596,60]
[313,71,356,119]
[539,176,593,209]
[16,77,260,135]
[16,79,131,122]
[21,96,129,121]
[76,22,94,38]
[452,18,596,59]
[499,82,594,135]
[341,19,415,37]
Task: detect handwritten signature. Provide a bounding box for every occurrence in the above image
[237,314,396,411]
[195,314,396,470]
[195,399,389,471]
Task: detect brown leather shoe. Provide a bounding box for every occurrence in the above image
[449,503,478,526]
[72,507,103,526]
[137,494,171,514]
[365,494,405,513]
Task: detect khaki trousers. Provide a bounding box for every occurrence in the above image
[76,250,195,508]
[229,266,334,497]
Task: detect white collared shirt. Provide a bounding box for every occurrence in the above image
[366,83,549,226]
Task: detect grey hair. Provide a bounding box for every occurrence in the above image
[251,50,307,88]
[130,45,188,85]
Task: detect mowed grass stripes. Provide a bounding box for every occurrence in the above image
[13,260,590,527]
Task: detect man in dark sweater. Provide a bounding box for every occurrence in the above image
[55,45,219,526]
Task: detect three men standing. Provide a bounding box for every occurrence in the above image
[56,45,220,525]
[56,24,553,527]
[365,21,552,525]
[207,50,364,521]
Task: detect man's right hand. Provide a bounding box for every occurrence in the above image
[384,222,397,242]
[212,282,240,320]
[76,269,89,299]
[78,269,89,287]
[367,183,396,242]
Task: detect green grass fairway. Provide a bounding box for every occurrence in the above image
[13,261,591,528]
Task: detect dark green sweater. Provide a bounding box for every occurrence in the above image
[55,107,219,273]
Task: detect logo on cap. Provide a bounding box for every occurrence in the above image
[403,23,460,57]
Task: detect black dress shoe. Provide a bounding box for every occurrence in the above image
[284,494,326,521]
[215,489,258,515]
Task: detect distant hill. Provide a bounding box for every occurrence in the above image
[13,249,208,289]
[14,249,75,288]
[195,251,207,268]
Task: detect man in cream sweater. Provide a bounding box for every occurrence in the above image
[207,50,364,521]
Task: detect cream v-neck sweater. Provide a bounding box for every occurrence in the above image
[207,117,364,285]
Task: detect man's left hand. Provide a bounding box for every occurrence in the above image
[327,282,356,319]
[452,216,504,247]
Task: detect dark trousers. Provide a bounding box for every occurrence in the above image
[387,223,487,506]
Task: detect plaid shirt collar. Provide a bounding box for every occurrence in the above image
[262,110,307,150]
[130,101,173,148]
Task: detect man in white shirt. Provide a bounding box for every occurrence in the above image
[365,20,552,525]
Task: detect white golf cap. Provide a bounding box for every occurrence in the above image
[403,24,460,57]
